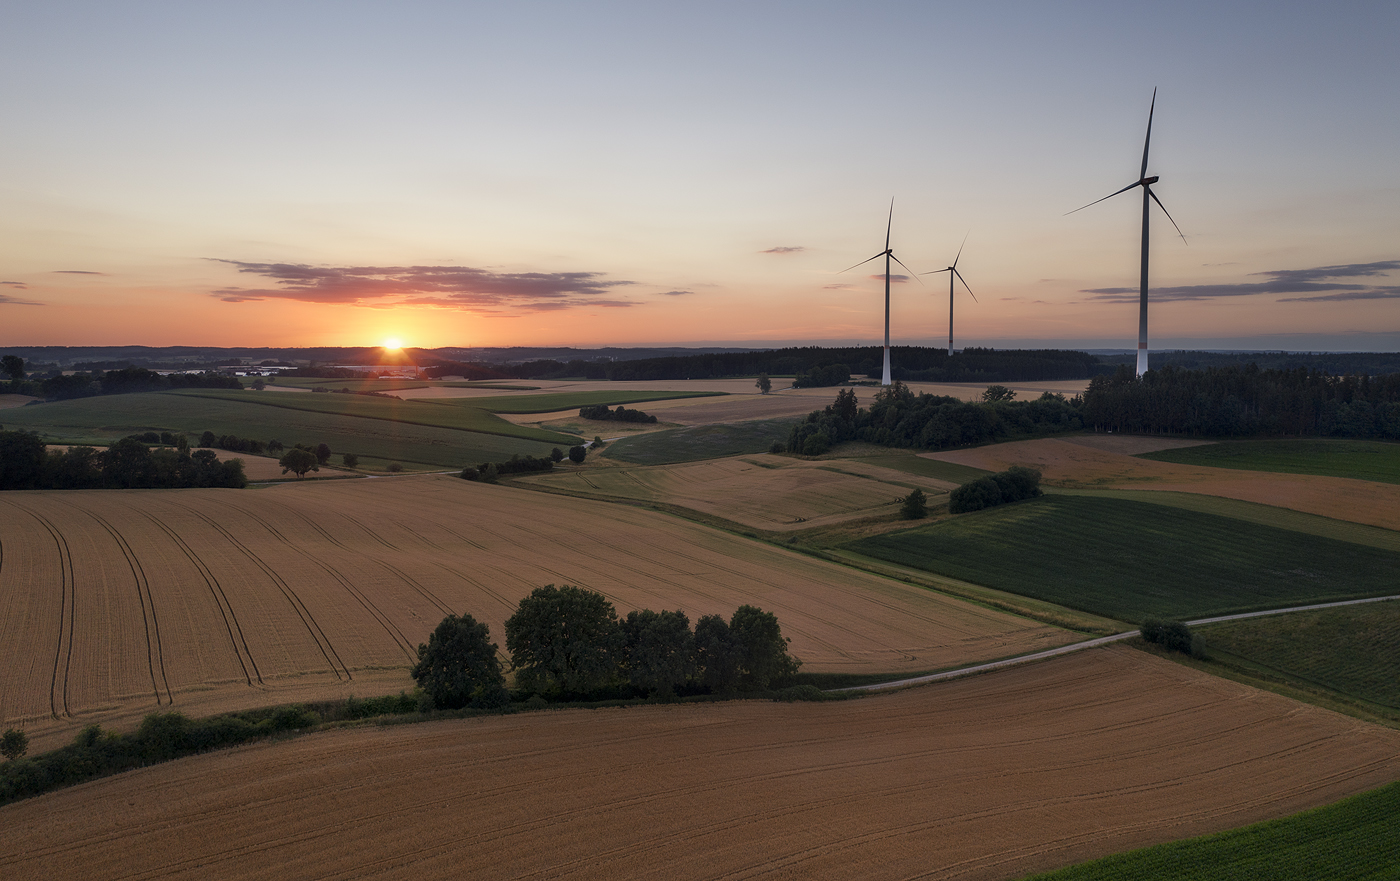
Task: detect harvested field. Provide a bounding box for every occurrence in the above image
[1059,434,1214,456]
[926,437,1400,531]
[0,475,1072,752]
[4,647,1398,881]
[0,393,39,409]
[522,454,958,530]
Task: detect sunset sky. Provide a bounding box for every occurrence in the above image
[2,2,1397,351]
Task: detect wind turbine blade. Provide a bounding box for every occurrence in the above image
[920,267,953,276]
[1146,186,1187,243]
[1141,87,1157,180]
[953,267,977,302]
[1065,180,1141,215]
[890,253,924,285]
[885,198,894,251]
[839,252,887,274]
[952,231,970,270]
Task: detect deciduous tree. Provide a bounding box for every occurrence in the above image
[410,614,509,709]
[279,447,319,478]
[505,585,623,696]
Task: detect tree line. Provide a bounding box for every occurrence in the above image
[1080,365,1400,438]
[412,585,802,708]
[2,358,242,401]
[785,384,1084,455]
[949,466,1043,513]
[579,403,658,423]
[0,431,247,490]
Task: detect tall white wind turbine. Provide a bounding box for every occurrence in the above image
[1068,88,1186,377]
[841,199,921,386]
[922,233,976,354]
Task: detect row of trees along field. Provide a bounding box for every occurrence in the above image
[0,431,247,490]
[412,585,802,708]
[423,347,1107,383]
[2,358,241,400]
[1080,365,1400,438]
[786,384,1084,454]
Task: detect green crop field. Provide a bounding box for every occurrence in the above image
[1139,438,1400,484]
[845,495,1400,623]
[469,389,722,414]
[174,389,578,444]
[1195,601,1400,710]
[604,417,800,465]
[1021,780,1400,881]
[0,392,562,469]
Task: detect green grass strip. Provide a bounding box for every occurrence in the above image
[1019,780,1400,880]
[1140,438,1400,485]
[604,417,800,465]
[845,495,1400,622]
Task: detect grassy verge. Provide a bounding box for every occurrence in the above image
[1138,438,1400,484]
[604,417,800,464]
[1019,779,1400,880]
[844,495,1400,622]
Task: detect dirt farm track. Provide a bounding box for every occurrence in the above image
[4,647,1397,881]
[0,475,1073,752]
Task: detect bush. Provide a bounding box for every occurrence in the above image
[410,614,508,710]
[385,462,404,473]
[1,728,27,760]
[801,432,830,456]
[1141,619,1198,655]
[342,453,358,469]
[948,466,1041,514]
[568,445,587,464]
[550,447,565,463]
[900,488,927,519]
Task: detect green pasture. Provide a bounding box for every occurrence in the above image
[845,495,1400,622]
[1139,438,1400,484]
[1,392,561,469]
[174,389,578,444]
[469,389,722,414]
[1021,780,1400,881]
[604,417,800,465]
[1196,600,1400,710]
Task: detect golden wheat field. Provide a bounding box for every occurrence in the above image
[0,474,1074,752]
[4,646,1397,881]
[523,453,957,530]
[927,436,1400,531]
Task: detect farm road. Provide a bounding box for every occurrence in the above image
[839,594,1400,694]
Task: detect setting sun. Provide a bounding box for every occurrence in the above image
[383,338,402,350]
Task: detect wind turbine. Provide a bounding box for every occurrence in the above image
[841,198,921,385]
[1068,88,1186,377]
[922,233,975,354]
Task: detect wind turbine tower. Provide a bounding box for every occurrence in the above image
[922,234,975,354]
[1068,88,1185,377]
[842,199,921,385]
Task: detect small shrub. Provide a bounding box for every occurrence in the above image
[1,728,27,760]
[1141,619,1197,655]
[385,462,404,473]
[774,684,825,702]
[342,453,358,469]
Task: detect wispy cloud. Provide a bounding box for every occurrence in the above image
[657,289,694,297]
[53,270,105,275]
[823,283,857,291]
[1084,260,1400,303]
[761,246,806,254]
[2,281,27,289]
[870,274,911,284]
[0,292,42,306]
[209,261,638,312]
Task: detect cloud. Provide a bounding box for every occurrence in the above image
[210,260,637,312]
[761,246,806,254]
[823,283,857,291]
[1083,259,1400,303]
[53,270,105,275]
[870,274,911,283]
[0,292,42,305]
[657,289,694,296]
[1,281,27,288]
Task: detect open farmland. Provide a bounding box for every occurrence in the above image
[1139,437,1400,485]
[603,417,801,464]
[0,392,564,469]
[926,436,1400,531]
[846,495,1400,622]
[0,474,1075,752]
[522,454,957,530]
[3,647,1398,881]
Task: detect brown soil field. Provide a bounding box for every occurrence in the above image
[926,437,1400,531]
[0,475,1071,752]
[0,393,39,410]
[1058,434,1214,455]
[523,454,958,530]
[4,646,1397,881]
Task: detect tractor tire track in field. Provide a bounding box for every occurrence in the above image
[172,503,352,681]
[139,511,263,687]
[11,505,77,719]
[76,505,174,706]
[217,500,418,662]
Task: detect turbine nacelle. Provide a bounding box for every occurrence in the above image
[1142,175,1159,186]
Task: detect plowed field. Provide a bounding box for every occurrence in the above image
[0,475,1072,751]
[926,437,1400,531]
[522,454,958,529]
[3,647,1396,881]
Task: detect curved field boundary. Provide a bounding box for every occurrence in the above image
[838,595,1400,694]
[12,505,78,719]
